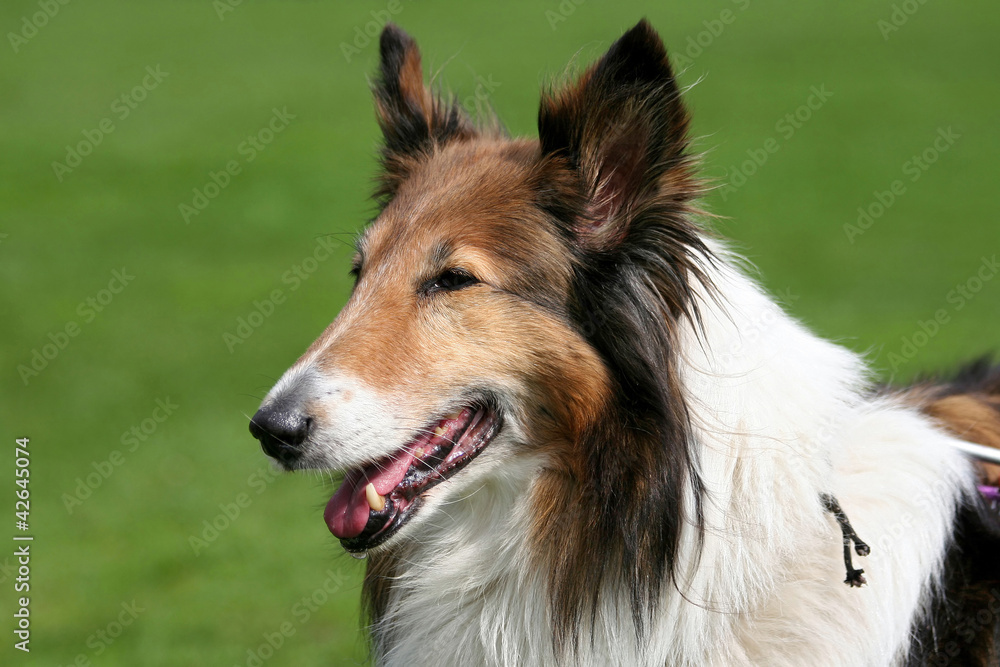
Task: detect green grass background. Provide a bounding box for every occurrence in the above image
[1,1,998,665]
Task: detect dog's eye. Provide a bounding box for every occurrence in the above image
[428,269,478,293]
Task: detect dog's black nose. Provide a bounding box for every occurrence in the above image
[249,403,311,465]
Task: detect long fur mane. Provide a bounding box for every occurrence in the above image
[347,19,1000,667]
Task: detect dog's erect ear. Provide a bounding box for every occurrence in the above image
[537,20,698,246]
[373,24,475,200]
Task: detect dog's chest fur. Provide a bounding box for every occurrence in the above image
[366,259,976,667]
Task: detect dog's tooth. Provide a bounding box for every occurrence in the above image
[434,425,447,437]
[365,483,386,512]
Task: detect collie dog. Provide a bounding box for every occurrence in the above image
[250,20,1000,666]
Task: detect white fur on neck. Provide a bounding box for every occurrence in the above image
[369,243,975,667]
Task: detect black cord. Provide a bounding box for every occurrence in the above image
[821,493,871,588]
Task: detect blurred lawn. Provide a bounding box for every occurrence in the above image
[1,1,998,665]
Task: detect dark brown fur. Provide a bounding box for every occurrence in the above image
[356,20,713,654]
[893,358,1000,665]
[903,500,1000,666]
[352,19,1000,664]
[529,21,716,648]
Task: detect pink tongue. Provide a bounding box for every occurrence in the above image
[324,450,415,539]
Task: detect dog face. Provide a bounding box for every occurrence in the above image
[250,27,613,553]
[250,22,707,623]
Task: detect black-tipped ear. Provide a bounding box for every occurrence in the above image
[373,24,474,200]
[538,20,696,244]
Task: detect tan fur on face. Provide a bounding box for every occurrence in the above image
[301,137,610,442]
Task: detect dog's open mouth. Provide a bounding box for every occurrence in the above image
[324,403,501,552]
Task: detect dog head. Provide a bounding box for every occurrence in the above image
[251,19,708,639]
